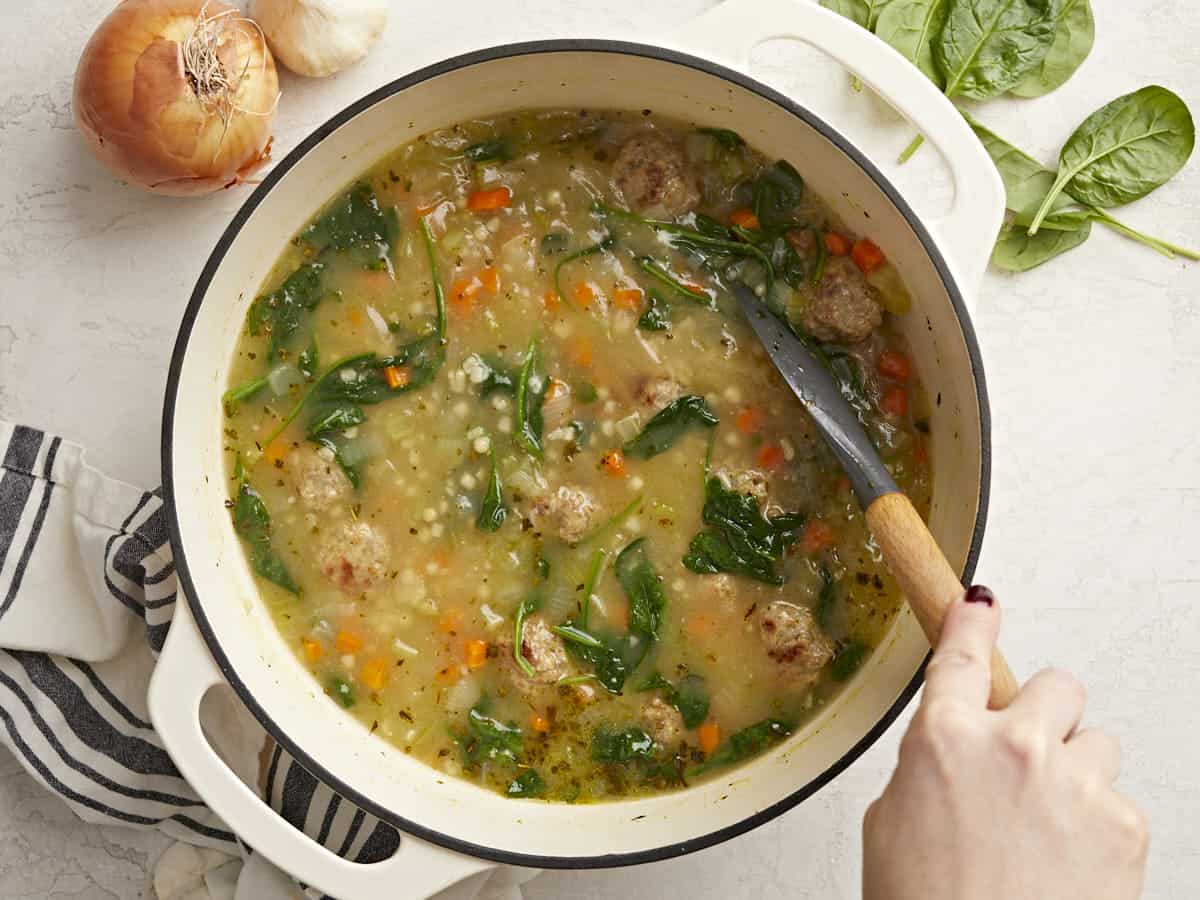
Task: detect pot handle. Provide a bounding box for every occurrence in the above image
[148,599,494,900]
[671,0,1005,291]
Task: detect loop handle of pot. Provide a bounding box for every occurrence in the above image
[671,0,1005,293]
[148,598,494,900]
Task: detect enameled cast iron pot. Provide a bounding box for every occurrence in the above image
[149,1,1005,896]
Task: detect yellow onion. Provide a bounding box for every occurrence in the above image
[74,0,280,196]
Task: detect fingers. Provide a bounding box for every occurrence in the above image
[1008,667,1087,739]
[923,584,1001,709]
[1066,728,1122,783]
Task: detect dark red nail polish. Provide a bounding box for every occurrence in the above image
[965,584,995,606]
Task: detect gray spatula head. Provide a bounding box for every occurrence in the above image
[732,282,897,508]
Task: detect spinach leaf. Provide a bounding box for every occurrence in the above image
[820,0,889,28]
[683,477,805,585]
[815,564,839,629]
[831,640,871,681]
[246,262,327,361]
[1009,0,1094,98]
[514,338,547,459]
[222,374,269,416]
[591,727,658,762]
[418,216,448,341]
[556,626,631,693]
[638,672,710,729]
[637,291,671,331]
[874,0,950,85]
[935,0,1056,101]
[506,769,545,798]
[578,548,608,629]
[622,396,719,460]
[463,137,515,163]
[575,381,598,404]
[477,355,517,397]
[634,257,710,304]
[459,701,524,767]
[553,235,614,303]
[614,538,667,648]
[752,160,805,228]
[1029,86,1195,233]
[297,336,319,381]
[477,443,507,532]
[301,182,399,269]
[540,232,569,256]
[696,127,745,150]
[232,471,299,594]
[327,676,355,708]
[991,218,1092,270]
[686,718,793,776]
[512,593,542,678]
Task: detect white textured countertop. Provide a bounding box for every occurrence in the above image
[2,1,1197,897]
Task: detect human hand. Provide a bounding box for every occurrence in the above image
[862,586,1149,900]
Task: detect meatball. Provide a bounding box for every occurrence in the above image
[531,485,598,544]
[318,521,389,594]
[286,445,350,511]
[636,377,685,414]
[758,601,835,671]
[641,696,684,747]
[802,257,883,344]
[498,616,572,698]
[714,466,769,504]
[612,134,700,217]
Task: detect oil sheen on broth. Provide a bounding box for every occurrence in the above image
[222,109,931,802]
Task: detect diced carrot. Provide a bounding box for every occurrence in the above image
[572,281,596,308]
[729,208,760,230]
[545,378,570,403]
[600,449,626,477]
[735,406,764,434]
[613,287,643,310]
[450,275,482,316]
[758,443,786,470]
[464,638,489,670]
[415,200,442,219]
[880,385,909,417]
[682,281,707,295]
[467,187,511,211]
[697,721,721,755]
[431,548,451,569]
[263,438,288,467]
[685,614,715,639]
[334,630,363,654]
[478,266,501,294]
[801,520,836,555]
[384,365,410,389]
[851,238,886,274]
[360,656,389,692]
[530,713,552,734]
[301,637,323,664]
[568,335,594,368]
[823,232,851,256]
[347,306,365,327]
[437,609,463,634]
[877,350,912,383]
[435,663,465,685]
[542,290,562,313]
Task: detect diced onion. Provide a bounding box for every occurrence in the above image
[614,412,642,443]
[267,363,303,396]
[867,264,913,315]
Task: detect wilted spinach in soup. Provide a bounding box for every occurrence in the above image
[222,109,931,802]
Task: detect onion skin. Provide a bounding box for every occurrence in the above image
[73,0,280,197]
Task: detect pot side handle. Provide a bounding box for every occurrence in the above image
[671,0,1005,294]
[147,599,494,900]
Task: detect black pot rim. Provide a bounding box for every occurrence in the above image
[161,38,991,871]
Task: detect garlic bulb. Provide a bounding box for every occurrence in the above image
[249,0,387,78]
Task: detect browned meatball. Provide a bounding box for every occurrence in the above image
[286,445,350,511]
[497,616,572,699]
[758,601,835,671]
[531,485,598,544]
[802,257,883,344]
[318,521,389,594]
[635,376,685,413]
[641,696,684,747]
[613,134,700,217]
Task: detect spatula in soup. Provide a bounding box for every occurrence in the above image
[732,283,1019,709]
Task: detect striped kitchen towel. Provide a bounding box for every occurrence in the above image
[0,422,532,900]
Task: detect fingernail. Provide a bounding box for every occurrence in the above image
[965,584,995,606]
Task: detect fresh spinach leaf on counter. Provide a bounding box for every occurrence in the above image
[935,0,1056,101]
[1009,0,1094,98]
[622,396,719,460]
[687,718,793,776]
[246,261,327,361]
[820,0,889,29]
[515,338,547,459]
[591,727,658,762]
[301,181,399,270]
[992,219,1093,271]
[874,0,950,86]
[477,443,507,532]
[638,672,710,729]
[683,477,804,585]
[231,464,299,594]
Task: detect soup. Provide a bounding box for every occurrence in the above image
[221,109,930,802]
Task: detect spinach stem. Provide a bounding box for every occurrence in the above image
[635,257,711,304]
[513,597,538,678]
[261,352,373,446]
[1028,169,1074,235]
[419,217,447,340]
[1090,209,1200,260]
[898,133,925,164]
[553,236,615,303]
[222,374,269,415]
[579,493,644,546]
[578,548,608,629]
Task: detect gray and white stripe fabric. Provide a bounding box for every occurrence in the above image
[0,422,425,898]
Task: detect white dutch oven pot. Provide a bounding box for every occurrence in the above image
[150,1,1004,896]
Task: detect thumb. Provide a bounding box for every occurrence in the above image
[922,585,1001,708]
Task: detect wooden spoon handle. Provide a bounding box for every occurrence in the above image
[865,492,1020,710]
